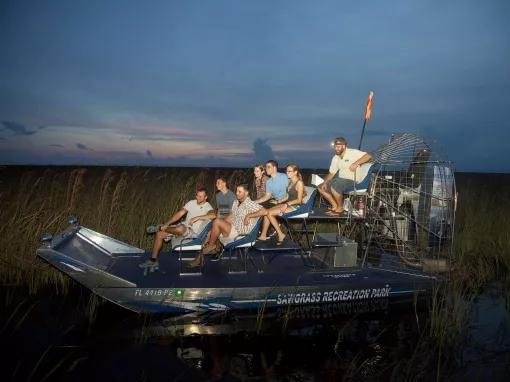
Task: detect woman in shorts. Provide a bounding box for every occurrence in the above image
[257,163,306,244]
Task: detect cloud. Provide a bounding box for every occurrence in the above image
[146,150,153,159]
[49,144,64,148]
[1,121,37,136]
[76,143,93,151]
[0,137,6,140]
[126,126,211,143]
[253,138,274,164]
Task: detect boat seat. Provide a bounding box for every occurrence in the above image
[283,186,317,219]
[171,220,212,252]
[346,163,374,196]
[221,217,263,251]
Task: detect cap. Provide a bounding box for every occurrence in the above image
[334,137,347,145]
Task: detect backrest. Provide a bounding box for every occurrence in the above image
[283,186,317,218]
[246,216,263,240]
[302,186,317,208]
[223,217,262,250]
[355,162,374,184]
[196,220,213,240]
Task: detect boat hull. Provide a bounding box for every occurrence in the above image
[37,226,435,315]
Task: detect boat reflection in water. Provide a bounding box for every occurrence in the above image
[131,296,427,380]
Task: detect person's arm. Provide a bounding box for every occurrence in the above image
[161,208,187,230]
[255,192,272,204]
[349,152,372,172]
[188,209,215,225]
[244,207,267,226]
[319,172,336,191]
[203,209,217,220]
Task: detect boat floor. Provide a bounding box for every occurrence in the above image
[107,249,434,289]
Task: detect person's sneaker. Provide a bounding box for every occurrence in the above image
[146,224,162,234]
[138,259,159,270]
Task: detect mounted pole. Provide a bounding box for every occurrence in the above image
[358,91,374,149]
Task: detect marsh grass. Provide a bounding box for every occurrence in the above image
[0,165,262,292]
[1,167,509,378]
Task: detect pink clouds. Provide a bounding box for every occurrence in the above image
[126,124,210,140]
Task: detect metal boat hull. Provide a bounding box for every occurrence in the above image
[37,226,435,315]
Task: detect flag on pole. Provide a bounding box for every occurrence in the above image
[364,91,374,121]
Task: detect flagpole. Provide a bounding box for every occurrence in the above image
[358,118,367,149]
[358,91,373,150]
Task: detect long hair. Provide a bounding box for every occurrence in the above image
[254,163,265,177]
[286,163,302,181]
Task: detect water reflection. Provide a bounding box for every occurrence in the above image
[125,298,427,380]
[2,288,508,381]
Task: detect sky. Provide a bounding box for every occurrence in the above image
[0,0,509,172]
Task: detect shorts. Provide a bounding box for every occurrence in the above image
[328,177,356,194]
[219,226,239,245]
[163,224,194,242]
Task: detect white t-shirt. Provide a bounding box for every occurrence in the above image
[329,148,368,182]
[183,200,213,234]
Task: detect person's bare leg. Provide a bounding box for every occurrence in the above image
[258,215,271,240]
[209,219,232,244]
[318,188,338,211]
[191,220,231,265]
[267,210,285,241]
[151,225,186,260]
[330,189,344,213]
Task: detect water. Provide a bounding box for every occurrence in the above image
[1,283,509,381]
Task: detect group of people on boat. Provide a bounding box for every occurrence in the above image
[139,137,371,270]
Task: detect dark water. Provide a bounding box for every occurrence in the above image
[1,284,509,381]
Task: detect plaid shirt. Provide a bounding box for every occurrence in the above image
[231,197,262,235]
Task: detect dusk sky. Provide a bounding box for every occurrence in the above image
[1,0,509,172]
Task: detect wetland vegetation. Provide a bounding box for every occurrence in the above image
[0,166,509,380]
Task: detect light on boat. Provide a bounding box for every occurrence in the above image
[68,216,79,225]
[41,233,53,247]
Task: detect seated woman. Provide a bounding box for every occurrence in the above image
[258,163,306,243]
[254,163,268,200]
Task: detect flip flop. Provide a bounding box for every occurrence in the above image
[276,235,286,245]
[257,237,269,241]
[325,210,346,216]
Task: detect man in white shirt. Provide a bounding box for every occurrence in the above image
[139,187,214,269]
[319,137,372,215]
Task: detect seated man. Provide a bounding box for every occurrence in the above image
[139,187,214,269]
[189,184,267,267]
[254,160,288,209]
[319,137,372,215]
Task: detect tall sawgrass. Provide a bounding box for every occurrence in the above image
[453,173,510,288]
[1,167,508,294]
[0,166,257,293]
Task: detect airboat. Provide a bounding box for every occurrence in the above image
[37,133,456,315]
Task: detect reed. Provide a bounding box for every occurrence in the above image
[0,166,265,292]
[0,167,508,291]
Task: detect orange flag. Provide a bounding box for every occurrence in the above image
[364,91,374,121]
